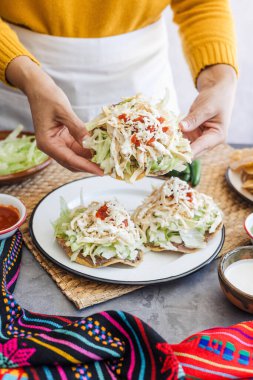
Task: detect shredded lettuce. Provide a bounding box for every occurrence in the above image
[87,129,114,173]
[53,197,86,238]
[148,156,183,173]
[53,198,143,264]
[0,125,48,175]
[133,177,223,251]
[83,93,192,183]
[179,229,206,248]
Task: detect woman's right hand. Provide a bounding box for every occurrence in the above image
[6,56,103,174]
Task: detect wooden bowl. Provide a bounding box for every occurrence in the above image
[218,246,253,313]
[0,130,51,186]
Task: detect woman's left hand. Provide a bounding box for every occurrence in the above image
[180,64,237,157]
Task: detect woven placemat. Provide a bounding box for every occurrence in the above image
[1,144,252,309]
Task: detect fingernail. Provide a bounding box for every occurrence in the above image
[96,167,104,176]
[82,135,89,147]
[180,120,188,130]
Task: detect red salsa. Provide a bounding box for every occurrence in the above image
[118,114,129,122]
[0,205,20,231]
[131,134,141,147]
[133,115,145,123]
[146,137,155,146]
[187,192,193,202]
[157,116,165,123]
[122,219,128,227]
[96,204,109,220]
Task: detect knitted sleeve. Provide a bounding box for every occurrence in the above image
[170,0,238,84]
[0,18,39,85]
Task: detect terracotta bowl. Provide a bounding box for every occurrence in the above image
[0,130,51,186]
[218,246,253,313]
[244,213,253,244]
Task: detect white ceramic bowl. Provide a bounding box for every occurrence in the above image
[244,213,253,244]
[0,194,26,240]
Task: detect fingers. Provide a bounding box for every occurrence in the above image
[70,140,92,159]
[191,131,224,158]
[180,101,215,133]
[55,126,92,159]
[183,129,202,144]
[44,141,103,175]
[59,110,89,144]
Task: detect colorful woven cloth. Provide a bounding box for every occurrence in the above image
[0,232,253,380]
[0,231,185,380]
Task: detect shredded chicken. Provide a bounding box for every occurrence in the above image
[54,200,143,264]
[133,177,223,250]
[83,94,192,183]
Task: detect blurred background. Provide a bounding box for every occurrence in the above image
[166,0,252,144]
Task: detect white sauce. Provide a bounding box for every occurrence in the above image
[224,259,253,296]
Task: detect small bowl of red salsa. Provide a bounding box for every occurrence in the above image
[0,194,26,240]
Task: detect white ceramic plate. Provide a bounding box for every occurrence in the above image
[226,168,253,205]
[30,176,225,285]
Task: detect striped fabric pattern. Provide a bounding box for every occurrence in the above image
[1,231,253,379]
[0,231,184,380]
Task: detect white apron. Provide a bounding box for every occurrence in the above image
[0,18,178,131]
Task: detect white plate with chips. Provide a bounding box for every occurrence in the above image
[226,168,253,204]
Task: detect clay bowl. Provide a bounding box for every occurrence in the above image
[218,246,253,314]
[244,213,253,244]
[0,130,51,186]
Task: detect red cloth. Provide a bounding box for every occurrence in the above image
[171,321,253,379]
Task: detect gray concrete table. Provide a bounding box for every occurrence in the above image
[14,249,252,343]
[13,144,253,343]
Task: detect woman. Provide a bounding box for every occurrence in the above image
[0,1,237,174]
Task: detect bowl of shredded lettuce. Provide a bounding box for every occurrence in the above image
[0,125,51,185]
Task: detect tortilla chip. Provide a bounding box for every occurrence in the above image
[57,237,143,268]
[230,150,253,194]
[242,180,253,190]
[243,167,253,175]
[241,170,253,181]
[230,149,253,162]
[146,223,223,254]
[114,172,145,182]
[230,160,253,172]
[147,244,198,254]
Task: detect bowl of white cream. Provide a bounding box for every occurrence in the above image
[218,246,253,313]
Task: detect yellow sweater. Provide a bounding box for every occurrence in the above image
[0,0,237,84]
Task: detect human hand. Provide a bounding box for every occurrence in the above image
[6,57,103,174]
[180,64,237,157]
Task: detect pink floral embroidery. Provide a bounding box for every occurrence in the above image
[0,338,35,367]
